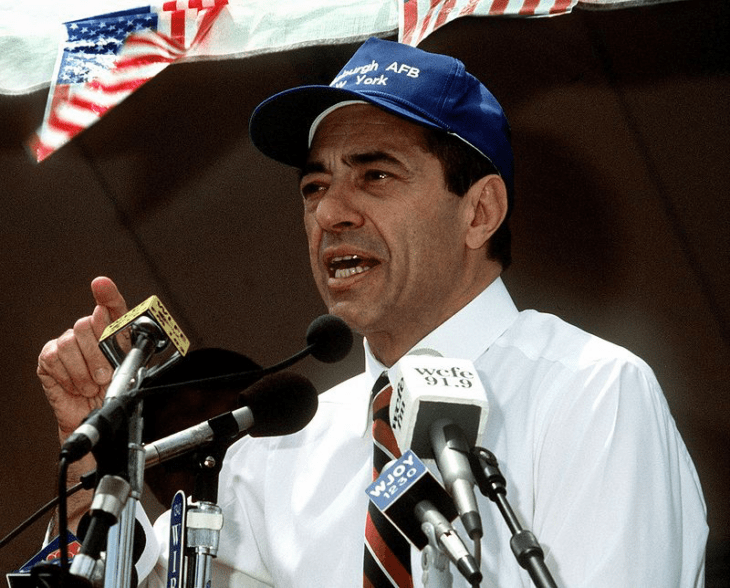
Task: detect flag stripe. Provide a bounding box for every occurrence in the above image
[67,93,113,115]
[170,11,186,44]
[401,0,579,45]
[46,109,87,135]
[434,0,458,29]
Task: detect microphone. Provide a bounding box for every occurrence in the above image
[430,419,482,540]
[61,298,189,462]
[136,314,353,399]
[306,314,353,363]
[366,450,482,585]
[144,371,318,467]
[389,355,489,540]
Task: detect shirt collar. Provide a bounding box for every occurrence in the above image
[363,276,519,382]
[358,277,518,436]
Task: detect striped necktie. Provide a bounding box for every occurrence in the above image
[363,373,414,588]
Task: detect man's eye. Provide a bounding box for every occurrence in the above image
[300,182,325,198]
[364,170,389,181]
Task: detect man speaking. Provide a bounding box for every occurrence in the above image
[38,37,707,587]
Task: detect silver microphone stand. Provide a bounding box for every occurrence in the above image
[182,413,243,588]
[103,400,145,588]
[70,317,176,588]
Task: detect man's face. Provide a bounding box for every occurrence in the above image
[300,104,475,345]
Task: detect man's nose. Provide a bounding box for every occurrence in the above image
[314,179,365,232]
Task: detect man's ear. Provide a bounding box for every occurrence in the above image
[464,174,509,250]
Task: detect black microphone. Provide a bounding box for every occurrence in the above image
[136,314,353,399]
[305,314,353,363]
[144,371,318,467]
[366,450,482,585]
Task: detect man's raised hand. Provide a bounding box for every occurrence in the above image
[37,277,129,444]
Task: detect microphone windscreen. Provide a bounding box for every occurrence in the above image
[306,315,354,363]
[241,372,319,437]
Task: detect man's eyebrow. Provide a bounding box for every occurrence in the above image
[299,150,404,181]
[348,150,403,167]
[299,161,325,181]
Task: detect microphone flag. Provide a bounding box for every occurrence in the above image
[166,490,186,588]
[99,294,190,369]
[365,449,457,549]
[389,356,489,458]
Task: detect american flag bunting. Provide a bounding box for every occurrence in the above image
[400,0,578,46]
[29,1,228,162]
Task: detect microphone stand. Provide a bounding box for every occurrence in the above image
[468,447,558,588]
[420,522,454,588]
[181,409,246,588]
[70,319,167,588]
[103,400,145,588]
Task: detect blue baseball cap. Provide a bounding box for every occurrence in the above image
[249,37,514,202]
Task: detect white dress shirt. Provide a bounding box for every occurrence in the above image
[151,277,708,587]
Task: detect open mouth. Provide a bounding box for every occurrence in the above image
[327,254,380,279]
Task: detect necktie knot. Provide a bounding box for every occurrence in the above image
[370,374,401,474]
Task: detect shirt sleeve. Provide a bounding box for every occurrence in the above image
[531,357,708,587]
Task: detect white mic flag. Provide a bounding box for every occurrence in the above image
[389,355,489,459]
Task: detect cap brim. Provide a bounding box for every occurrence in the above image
[249,85,442,169]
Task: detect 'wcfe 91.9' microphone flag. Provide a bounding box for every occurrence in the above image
[389,354,490,541]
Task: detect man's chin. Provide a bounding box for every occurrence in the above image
[325,303,372,336]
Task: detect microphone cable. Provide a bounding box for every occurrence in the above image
[137,314,353,399]
[57,456,71,583]
[0,476,86,551]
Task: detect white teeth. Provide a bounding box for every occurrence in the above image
[334,265,371,279]
[331,255,359,263]
[327,253,376,279]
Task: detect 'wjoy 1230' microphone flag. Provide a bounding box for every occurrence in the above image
[389,355,489,540]
[366,450,482,585]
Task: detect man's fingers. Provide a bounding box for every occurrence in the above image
[58,326,103,397]
[74,316,113,387]
[38,330,99,398]
[37,338,74,395]
[91,276,128,326]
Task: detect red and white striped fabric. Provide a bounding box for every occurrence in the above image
[400,0,578,46]
[29,1,227,162]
